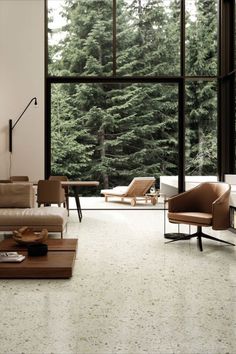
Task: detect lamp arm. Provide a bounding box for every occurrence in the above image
[9,97,38,153]
[12,97,37,130]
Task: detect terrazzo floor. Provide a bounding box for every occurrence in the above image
[0,205,236,354]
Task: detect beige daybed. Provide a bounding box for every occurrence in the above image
[0,183,67,238]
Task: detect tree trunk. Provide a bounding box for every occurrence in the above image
[99,128,109,188]
[198,127,203,174]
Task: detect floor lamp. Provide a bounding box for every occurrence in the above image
[9,97,38,153]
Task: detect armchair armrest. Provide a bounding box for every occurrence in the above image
[212,187,230,230]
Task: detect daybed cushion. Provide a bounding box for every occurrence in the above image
[0,207,67,227]
[101,186,128,196]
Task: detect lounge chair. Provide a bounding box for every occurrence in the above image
[101,177,156,206]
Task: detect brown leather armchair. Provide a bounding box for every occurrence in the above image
[167,182,235,251]
[37,180,66,208]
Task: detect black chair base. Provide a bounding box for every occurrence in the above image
[165,226,235,251]
[164,232,191,240]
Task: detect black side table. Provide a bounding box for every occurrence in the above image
[163,194,191,240]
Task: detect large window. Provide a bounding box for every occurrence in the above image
[48,0,181,77]
[185,81,217,176]
[51,83,178,189]
[46,0,235,191]
[116,0,181,76]
[185,0,217,76]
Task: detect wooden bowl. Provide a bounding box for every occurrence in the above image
[12,227,48,245]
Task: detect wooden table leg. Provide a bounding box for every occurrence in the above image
[72,186,82,222]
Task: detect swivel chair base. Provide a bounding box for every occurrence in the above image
[164,232,191,240]
[165,226,235,251]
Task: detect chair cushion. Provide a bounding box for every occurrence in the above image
[168,212,212,226]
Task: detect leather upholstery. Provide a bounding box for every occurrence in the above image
[168,212,212,226]
[168,182,230,230]
[49,176,69,212]
[37,180,66,207]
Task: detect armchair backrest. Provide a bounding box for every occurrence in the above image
[171,182,229,212]
[191,182,230,213]
[193,182,230,230]
[168,182,231,230]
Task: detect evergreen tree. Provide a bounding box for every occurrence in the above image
[49,0,180,188]
[51,84,94,177]
[185,0,217,175]
[111,0,179,185]
[50,0,114,188]
[48,0,218,190]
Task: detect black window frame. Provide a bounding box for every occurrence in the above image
[44,0,235,192]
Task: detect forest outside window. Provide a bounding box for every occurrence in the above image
[47,0,227,192]
[185,0,217,76]
[48,0,181,77]
[185,81,217,176]
[50,83,178,192]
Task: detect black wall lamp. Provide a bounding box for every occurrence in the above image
[9,97,38,152]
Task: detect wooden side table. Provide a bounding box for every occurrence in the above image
[145,190,159,205]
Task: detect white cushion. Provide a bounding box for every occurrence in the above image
[101,187,128,196]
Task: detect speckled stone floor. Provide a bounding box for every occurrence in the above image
[0,207,236,354]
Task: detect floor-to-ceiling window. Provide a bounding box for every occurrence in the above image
[50,82,178,191]
[46,0,235,193]
[185,0,218,177]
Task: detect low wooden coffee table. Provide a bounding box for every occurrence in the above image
[0,238,78,279]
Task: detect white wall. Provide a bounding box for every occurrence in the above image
[0,0,44,180]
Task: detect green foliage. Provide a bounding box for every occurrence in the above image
[48,0,218,193]
[185,0,217,175]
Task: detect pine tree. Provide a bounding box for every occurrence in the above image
[50,0,117,188]
[185,0,217,175]
[111,0,179,185]
[51,84,94,178]
[49,0,181,188]
[48,0,217,189]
